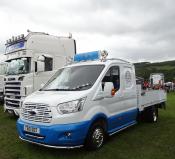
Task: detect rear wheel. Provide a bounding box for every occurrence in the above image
[152,109,158,122]
[85,120,106,150]
[144,106,158,122]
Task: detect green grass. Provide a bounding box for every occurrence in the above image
[0,93,175,159]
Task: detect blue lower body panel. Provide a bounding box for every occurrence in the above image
[108,108,138,134]
[17,119,91,147]
[17,108,138,147]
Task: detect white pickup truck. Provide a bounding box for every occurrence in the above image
[17,51,167,150]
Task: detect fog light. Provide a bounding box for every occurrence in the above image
[65,132,72,137]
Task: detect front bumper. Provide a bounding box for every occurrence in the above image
[4,96,25,116]
[0,93,4,102]
[4,105,20,116]
[17,119,91,148]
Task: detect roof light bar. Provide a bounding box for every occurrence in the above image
[74,51,100,62]
[6,34,25,45]
[73,50,108,62]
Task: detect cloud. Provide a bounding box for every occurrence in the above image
[0,0,175,62]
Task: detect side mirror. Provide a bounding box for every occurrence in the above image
[93,82,115,101]
[37,55,45,62]
[103,82,115,98]
[37,61,44,73]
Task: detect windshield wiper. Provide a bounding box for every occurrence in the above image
[40,83,92,91]
[73,83,92,90]
[40,88,76,91]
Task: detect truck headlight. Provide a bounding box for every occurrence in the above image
[57,98,86,114]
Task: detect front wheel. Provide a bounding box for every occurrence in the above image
[85,121,106,150]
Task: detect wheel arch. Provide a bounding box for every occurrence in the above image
[88,113,108,132]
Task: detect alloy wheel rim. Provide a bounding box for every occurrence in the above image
[92,128,104,148]
[153,111,157,122]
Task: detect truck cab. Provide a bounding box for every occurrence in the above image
[17,51,166,150]
[149,73,164,89]
[4,32,76,116]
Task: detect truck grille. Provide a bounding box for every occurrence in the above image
[5,81,21,108]
[21,103,52,123]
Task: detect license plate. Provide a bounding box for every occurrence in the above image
[24,125,40,134]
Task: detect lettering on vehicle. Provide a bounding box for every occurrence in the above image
[125,70,132,88]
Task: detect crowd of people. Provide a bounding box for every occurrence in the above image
[142,79,175,92]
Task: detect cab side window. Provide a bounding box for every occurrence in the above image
[45,57,53,71]
[102,66,120,91]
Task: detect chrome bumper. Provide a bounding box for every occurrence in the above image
[19,136,84,149]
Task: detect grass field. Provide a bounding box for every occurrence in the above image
[0,93,175,159]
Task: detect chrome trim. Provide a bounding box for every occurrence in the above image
[5,89,20,92]
[5,106,20,111]
[5,81,21,83]
[109,122,136,136]
[5,85,21,88]
[19,136,84,149]
[5,93,21,97]
[4,106,20,114]
[25,134,44,139]
[5,97,21,102]
[5,102,19,106]
[21,103,52,123]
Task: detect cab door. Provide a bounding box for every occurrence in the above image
[99,65,125,132]
[98,65,137,133]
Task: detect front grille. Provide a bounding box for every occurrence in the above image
[5,81,21,108]
[8,78,15,81]
[21,103,52,123]
[5,99,20,108]
[5,82,21,85]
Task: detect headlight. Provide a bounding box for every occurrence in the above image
[57,98,86,114]
[18,76,24,81]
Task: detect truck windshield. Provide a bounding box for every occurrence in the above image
[41,65,104,91]
[6,58,30,75]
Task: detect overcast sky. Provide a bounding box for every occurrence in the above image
[0,0,175,62]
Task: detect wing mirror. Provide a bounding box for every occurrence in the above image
[36,61,44,73]
[37,55,45,62]
[93,82,115,101]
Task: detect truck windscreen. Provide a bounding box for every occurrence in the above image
[41,65,105,91]
[6,58,30,75]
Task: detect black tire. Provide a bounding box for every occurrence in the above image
[144,106,158,122]
[85,120,106,150]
